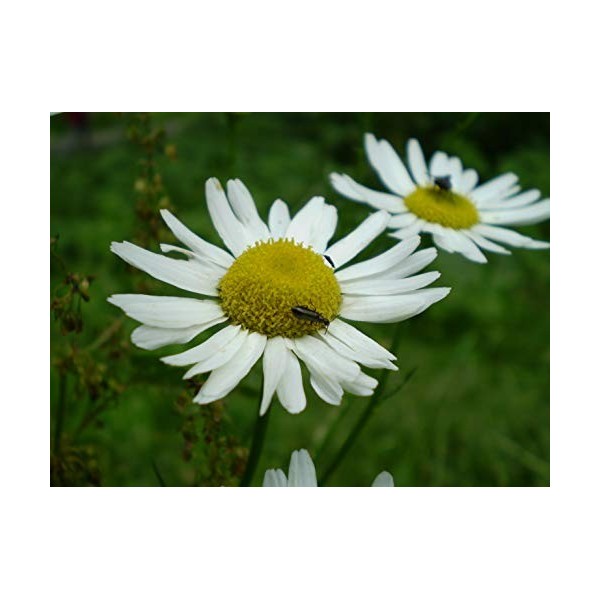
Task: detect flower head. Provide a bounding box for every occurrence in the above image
[109,178,449,415]
[330,134,550,263]
[263,449,394,487]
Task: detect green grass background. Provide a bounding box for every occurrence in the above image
[50,112,550,486]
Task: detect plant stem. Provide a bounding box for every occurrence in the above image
[319,324,406,486]
[239,400,271,487]
[53,372,68,455]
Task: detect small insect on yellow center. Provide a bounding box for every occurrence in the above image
[404,182,479,229]
[218,239,342,338]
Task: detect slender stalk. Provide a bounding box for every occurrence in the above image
[319,324,406,486]
[53,372,68,455]
[239,400,271,487]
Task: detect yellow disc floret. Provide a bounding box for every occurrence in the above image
[218,239,342,338]
[404,186,479,229]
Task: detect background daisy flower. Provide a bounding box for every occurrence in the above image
[109,178,449,415]
[330,133,550,263]
[263,449,394,487]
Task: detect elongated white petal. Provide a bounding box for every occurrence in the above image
[429,151,449,177]
[108,294,224,328]
[365,134,416,196]
[457,169,479,195]
[260,337,289,416]
[159,209,234,268]
[311,204,338,254]
[482,189,541,210]
[268,199,291,238]
[341,288,450,323]
[263,469,288,487]
[275,349,306,414]
[463,230,511,255]
[342,371,378,396]
[327,319,396,363]
[183,329,248,379]
[330,173,406,213]
[317,330,396,370]
[470,173,519,205]
[325,210,390,269]
[111,241,219,295]
[293,336,360,382]
[288,450,318,487]
[309,370,344,405]
[432,227,487,263]
[131,318,225,350]
[388,219,425,240]
[379,248,438,279]
[162,325,241,366]
[205,178,254,257]
[284,196,325,246]
[480,199,550,226]
[335,236,422,282]
[446,156,463,185]
[372,471,394,487]
[407,138,429,186]
[193,332,267,404]
[226,179,271,240]
[473,224,550,249]
[341,271,441,295]
[389,212,418,229]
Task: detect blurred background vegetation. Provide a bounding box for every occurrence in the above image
[50,112,549,486]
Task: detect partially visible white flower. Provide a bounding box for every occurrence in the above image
[109,178,449,416]
[331,133,550,263]
[263,449,394,487]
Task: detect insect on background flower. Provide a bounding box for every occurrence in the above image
[108,178,449,415]
[263,449,394,487]
[330,134,550,263]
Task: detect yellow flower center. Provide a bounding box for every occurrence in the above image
[404,186,479,229]
[218,239,342,338]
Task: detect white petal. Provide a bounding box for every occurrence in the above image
[470,173,519,205]
[268,199,291,239]
[292,335,360,382]
[406,138,429,186]
[365,134,416,196]
[446,156,463,185]
[432,228,487,263]
[260,337,288,416]
[226,179,271,240]
[463,229,511,255]
[380,248,438,279]
[317,329,396,370]
[342,371,378,396]
[327,319,396,363]
[388,219,425,240]
[309,370,344,405]
[482,189,541,210]
[330,173,406,213]
[162,324,242,366]
[160,209,234,269]
[288,450,318,487]
[183,329,249,379]
[284,196,325,246]
[205,178,254,257]
[108,294,224,328]
[275,350,307,414]
[456,169,479,195]
[335,236,422,282]
[131,319,225,350]
[372,471,394,487]
[480,199,550,226]
[340,288,450,323]
[389,212,418,229]
[311,204,339,254]
[341,271,441,295]
[429,151,449,177]
[325,210,390,269]
[263,469,288,487]
[193,332,267,404]
[472,224,550,249]
[111,241,219,295]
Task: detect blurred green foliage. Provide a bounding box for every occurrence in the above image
[50,112,549,486]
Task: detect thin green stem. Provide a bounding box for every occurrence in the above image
[319,324,406,486]
[53,372,68,455]
[239,399,271,487]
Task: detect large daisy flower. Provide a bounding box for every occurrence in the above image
[330,134,550,263]
[109,178,449,415]
[263,449,394,487]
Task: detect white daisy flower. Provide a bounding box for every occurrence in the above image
[263,449,394,487]
[330,133,550,263]
[109,178,449,415]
